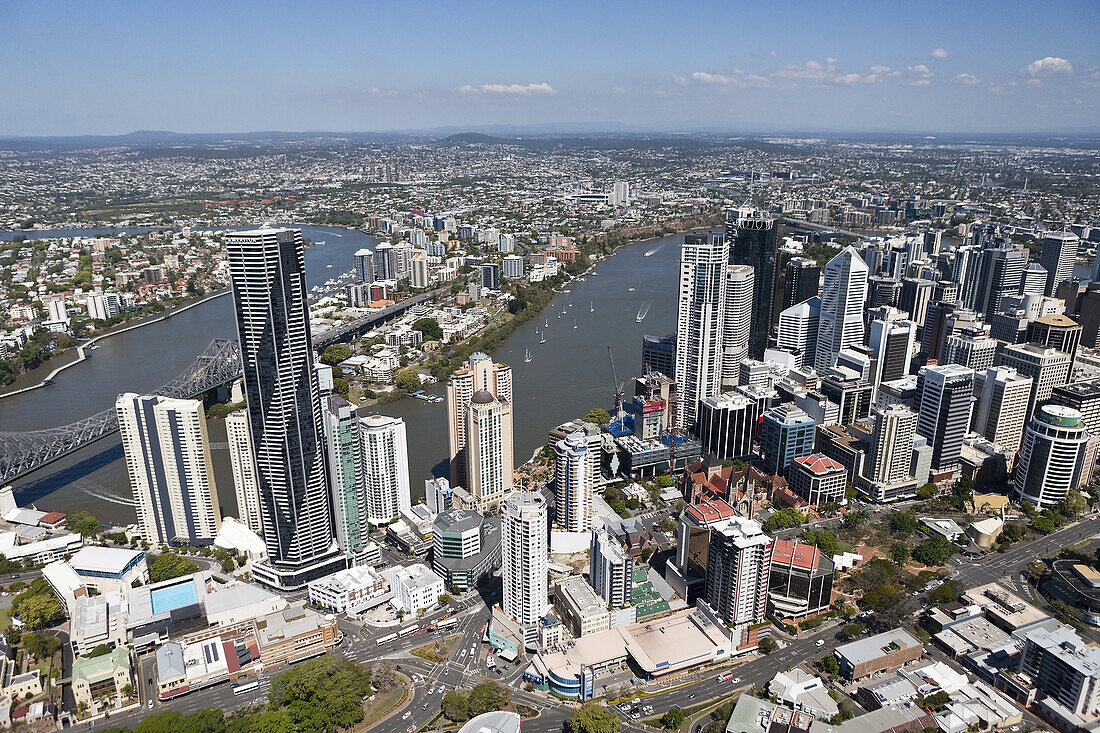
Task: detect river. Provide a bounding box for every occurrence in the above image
[1,226,685,526]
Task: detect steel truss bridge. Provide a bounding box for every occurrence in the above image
[0,338,242,484]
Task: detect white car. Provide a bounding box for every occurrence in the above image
[402,712,412,720]
[816,639,825,647]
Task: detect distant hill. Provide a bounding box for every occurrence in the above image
[437,132,514,145]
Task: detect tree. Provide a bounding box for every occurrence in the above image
[320,344,352,366]
[569,702,622,733]
[412,318,443,341]
[149,552,199,583]
[371,660,399,692]
[65,510,100,537]
[759,637,778,654]
[763,508,806,532]
[814,654,840,676]
[840,623,865,640]
[889,542,910,565]
[929,579,965,604]
[1057,490,1089,520]
[466,680,510,716]
[16,594,64,629]
[912,535,955,566]
[394,369,421,392]
[916,483,938,499]
[442,690,470,722]
[661,709,685,729]
[887,511,920,536]
[332,377,349,397]
[655,475,676,488]
[1030,515,1057,535]
[507,297,528,315]
[85,643,113,659]
[584,408,611,426]
[800,530,840,557]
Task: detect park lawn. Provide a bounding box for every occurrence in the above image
[411,635,457,663]
[361,682,409,728]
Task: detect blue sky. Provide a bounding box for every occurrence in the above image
[2,0,1098,135]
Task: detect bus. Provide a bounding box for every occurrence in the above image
[434,617,459,631]
[715,672,733,683]
[376,633,398,646]
[398,625,420,638]
[233,681,260,696]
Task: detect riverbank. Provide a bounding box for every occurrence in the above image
[0,288,230,401]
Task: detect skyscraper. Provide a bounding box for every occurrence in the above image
[759,404,816,476]
[641,334,676,378]
[323,396,369,554]
[704,516,772,627]
[1040,230,1080,297]
[1014,405,1091,508]
[589,527,631,608]
[998,343,1073,419]
[554,432,593,533]
[359,414,411,525]
[466,391,514,513]
[816,246,869,372]
[447,353,512,488]
[915,364,975,478]
[866,404,917,485]
[782,257,821,312]
[722,264,753,386]
[675,232,727,430]
[972,367,1033,452]
[227,228,343,589]
[727,209,778,358]
[1021,263,1048,296]
[501,491,548,647]
[116,393,222,546]
[941,326,999,372]
[974,245,1025,317]
[374,241,397,280]
[776,296,820,370]
[225,410,261,535]
[410,252,429,288]
[867,315,916,391]
[697,389,767,461]
[354,248,375,283]
[898,278,935,335]
[1030,314,1083,365]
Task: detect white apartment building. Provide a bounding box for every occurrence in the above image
[554,432,592,533]
[675,232,727,429]
[225,411,262,534]
[391,563,444,615]
[501,491,548,633]
[361,414,411,525]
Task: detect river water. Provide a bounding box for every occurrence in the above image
[0,226,684,525]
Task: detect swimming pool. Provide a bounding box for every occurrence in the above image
[149,581,199,615]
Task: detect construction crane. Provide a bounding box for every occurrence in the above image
[607,345,625,419]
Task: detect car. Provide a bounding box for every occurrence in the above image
[408,727,416,733]
[148,701,154,709]
[631,713,641,720]
[428,687,435,695]
[731,677,741,684]
[423,703,430,710]
[816,639,825,647]
[689,694,696,700]
[403,712,412,720]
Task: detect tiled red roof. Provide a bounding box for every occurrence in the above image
[685,498,738,524]
[771,538,824,570]
[792,453,845,475]
[37,512,66,524]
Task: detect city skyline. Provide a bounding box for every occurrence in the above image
[1,1,1097,136]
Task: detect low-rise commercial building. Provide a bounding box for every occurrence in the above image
[554,575,611,638]
[254,603,339,667]
[431,510,502,592]
[391,563,444,615]
[307,566,392,615]
[767,539,834,620]
[834,628,923,680]
[69,547,148,594]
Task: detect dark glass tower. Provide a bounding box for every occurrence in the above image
[726,208,778,359]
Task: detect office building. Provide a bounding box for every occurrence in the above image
[776,297,820,371]
[374,241,397,280]
[998,343,1072,418]
[447,353,513,488]
[760,405,816,476]
[783,257,821,311]
[788,454,847,507]
[481,262,500,291]
[696,388,767,461]
[1050,380,1100,435]
[942,326,999,372]
[466,391,514,513]
[391,563,445,615]
[834,629,923,680]
[432,510,502,592]
[675,232,728,429]
[116,394,221,546]
[323,397,369,554]
[353,248,375,283]
[227,229,343,589]
[972,368,1033,452]
[225,411,261,535]
[554,575,611,638]
[768,539,834,619]
[866,405,918,485]
[1018,624,1100,719]
[816,247,869,372]
[1021,262,1048,296]
[898,278,935,335]
[974,245,1026,317]
[360,414,411,525]
[554,432,593,533]
[867,314,915,390]
[410,252,429,288]
[502,254,524,279]
[1030,314,1082,365]
[916,365,975,477]
[1039,230,1080,296]
[590,527,632,608]
[704,516,772,627]
[722,264,754,386]
[867,276,901,308]
[1014,405,1090,508]
[820,373,874,425]
[641,334,675,379]
[307,565,391,615]
[501,491,549,645]
[727,208,778,358]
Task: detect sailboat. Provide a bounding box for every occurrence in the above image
[524,348,532,363]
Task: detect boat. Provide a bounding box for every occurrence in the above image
[540,333,546,344]
[573,320,578,329]
[628,287,636,292]
[326,264,333,269]
[590,301,594,313]
[545,319,549,328]
[524,348,532,363]
[636,301,651,323]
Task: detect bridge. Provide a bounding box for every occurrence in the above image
[312,289,445,349]
[0,338,242,484]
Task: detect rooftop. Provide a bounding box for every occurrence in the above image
[69,546,144,575]
[685,499,738,525]
[792,454,845,475]
[457,711,522,733]
[835,628,921,665]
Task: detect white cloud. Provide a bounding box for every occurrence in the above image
[989,81,1016,95]
[825,57,839,65]
[692,71,770,87]
[870,65,894,75]
[952,73,979,85]
[906,64,935,85]
[930,48,948,59]
[1024,57,1074,76]
[611,86,628,94]
[457,82,555,95]
[671,74,688,86]
[1026,78,1043,87]
[769,50,777,58]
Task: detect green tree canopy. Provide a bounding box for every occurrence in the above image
[568,703,622,733]
[661,709,685,729]
[911,535,955,566]
[320,344,352,366]
[887,511,920,536]
[763,508,806,532]
[583,408,611,426]
[149,552,199,583]
[65,510,100,537]
[394,369,421,391]
[411,318,443,341]
[800,530,840,557]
